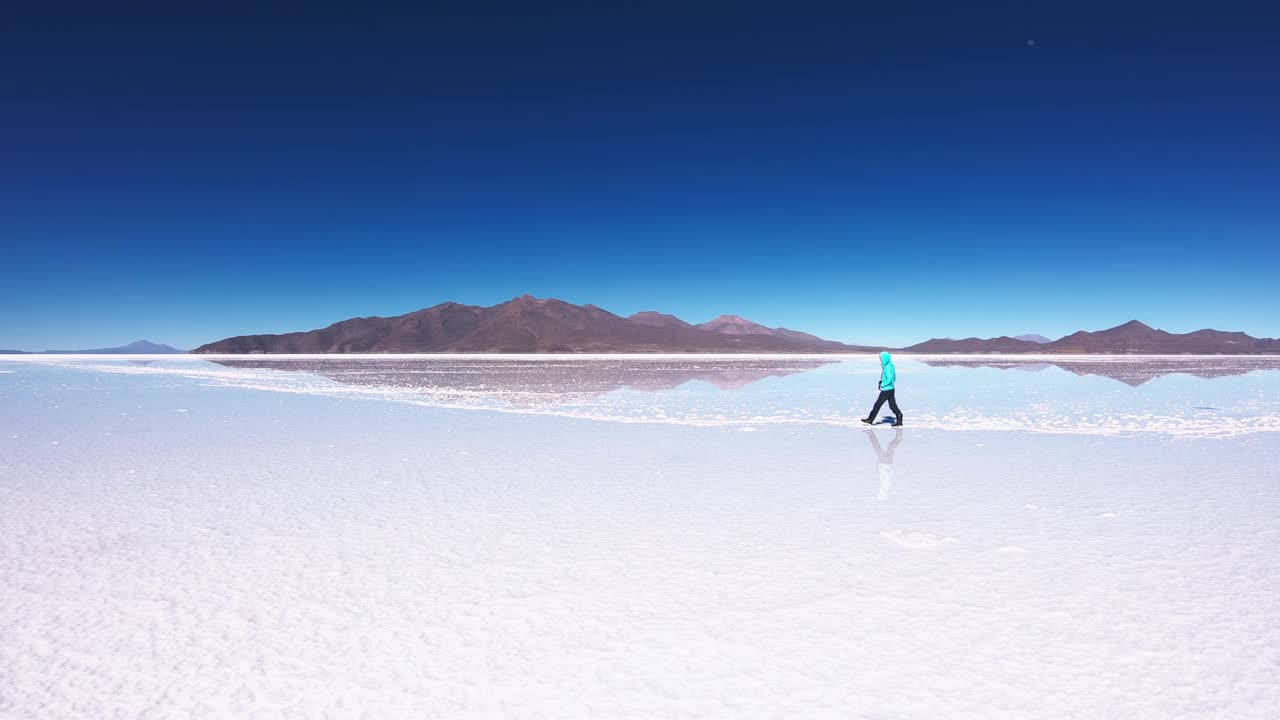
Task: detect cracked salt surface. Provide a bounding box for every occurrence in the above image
[1,356,1278,718]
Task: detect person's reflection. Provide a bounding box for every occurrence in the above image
[863,428,904,500]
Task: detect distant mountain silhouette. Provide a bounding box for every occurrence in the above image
[2,340,184,354]
[194,296,872,353]
[1015,334,1052,344]
[909,321,1279,355]
[1042,320,1277,354]
[905,336,1042,353]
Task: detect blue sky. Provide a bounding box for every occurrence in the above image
[2,2,1277,350]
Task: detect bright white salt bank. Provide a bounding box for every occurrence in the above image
[1,355,1278,718]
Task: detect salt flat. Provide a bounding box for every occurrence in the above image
[1,356,1278,718]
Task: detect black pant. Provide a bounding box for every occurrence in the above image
[867,389,902,421]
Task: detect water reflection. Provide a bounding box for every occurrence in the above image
[918,358,1272,386]
[209,358,835,405]
[863,428,904,500]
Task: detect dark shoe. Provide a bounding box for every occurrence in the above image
[891,416,903,427]
[860,417,875,425]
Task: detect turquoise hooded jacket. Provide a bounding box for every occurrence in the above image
[878,351,896,391]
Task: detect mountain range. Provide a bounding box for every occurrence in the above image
[0,340,184,354]
[193,296,876,353]
[906,320,1280,355]
[9,302,1272,356]
[191,300,1280,355]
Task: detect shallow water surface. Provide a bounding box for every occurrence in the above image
[8,354,1278,437]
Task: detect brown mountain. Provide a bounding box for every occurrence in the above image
[908,321,1280,355]
[1043,320,1275,354]
[905,336,1042,353]
[697,314,776,335]
[627,311,695,330]
[696,314,844,349]
[193,296,871,354]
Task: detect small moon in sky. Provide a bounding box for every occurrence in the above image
[1027,39,1036,46]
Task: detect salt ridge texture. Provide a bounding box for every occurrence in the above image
[1,357,1278,718]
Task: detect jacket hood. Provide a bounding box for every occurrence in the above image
[879,351,892,365]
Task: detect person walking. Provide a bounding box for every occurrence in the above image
[861,351,904,427]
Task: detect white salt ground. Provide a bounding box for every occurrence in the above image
[1,357,1278,719]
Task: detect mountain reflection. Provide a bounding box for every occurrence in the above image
[209,358,835,403]
[918,358,1270,386]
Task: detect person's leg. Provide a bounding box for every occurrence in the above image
[886,390,903,424]
[865,390,889,421]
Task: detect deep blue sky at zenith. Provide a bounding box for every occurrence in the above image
[2,2,1277,350]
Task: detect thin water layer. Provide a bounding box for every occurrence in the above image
[6,354,1280,437]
